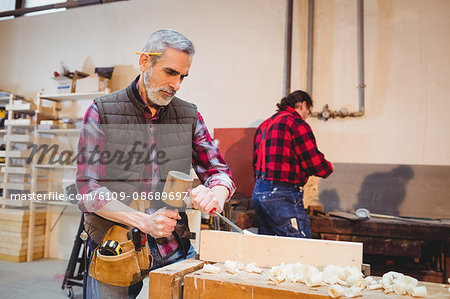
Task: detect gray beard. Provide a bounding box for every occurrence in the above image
[143,69,176,106]
[145,85,175,106]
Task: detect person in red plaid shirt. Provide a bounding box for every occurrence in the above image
[76,30,235,298]
[252,90,333,238]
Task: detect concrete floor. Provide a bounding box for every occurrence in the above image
[0,259,149,299]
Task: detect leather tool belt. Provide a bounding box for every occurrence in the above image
[88,225,153,287]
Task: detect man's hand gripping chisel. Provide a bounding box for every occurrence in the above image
[161,171,251,235]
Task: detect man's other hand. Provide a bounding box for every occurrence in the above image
[140,208,180,238]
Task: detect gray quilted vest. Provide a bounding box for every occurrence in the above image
[83,80,197,258]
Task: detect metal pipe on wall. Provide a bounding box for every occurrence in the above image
[307,0,314,95]
[355,0,365,116]
[309,0,366,120]
[284,0,294,97]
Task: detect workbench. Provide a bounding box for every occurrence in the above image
[309,213,450,284]
[149,259,450,298]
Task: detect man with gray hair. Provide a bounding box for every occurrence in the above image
[76,29,235,298]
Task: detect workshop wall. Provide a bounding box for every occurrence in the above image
[291,0,450,166]
[1,0,449,167]
[1,0,449,259]
[0,0,285,134]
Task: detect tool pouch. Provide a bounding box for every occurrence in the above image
[89,225,153,287]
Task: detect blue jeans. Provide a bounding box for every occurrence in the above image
[86,243,196,299]
[252,178,312,238]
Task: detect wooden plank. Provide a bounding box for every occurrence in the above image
[27,203,36,262]
[200,231,363,269]
[0,251,43,262]
[44,209,51,258]
[0,224,44,233]
[0,246,44,256]
[0,209,46,221]
[0,234,44,245]
[0,231,30,240]
[0,218,45,227]
[0,239,44,250]
[320,234,422,257]
[148,259,205,299]
[183,267,450,299]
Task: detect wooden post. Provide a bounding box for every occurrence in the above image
[445,238,450,284]
[26,202,36,262]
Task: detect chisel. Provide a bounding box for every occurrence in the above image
[210,208,245,234]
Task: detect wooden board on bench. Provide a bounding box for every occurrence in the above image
[200,230,363,269]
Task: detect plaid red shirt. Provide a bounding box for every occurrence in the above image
[253,106,333,186]
[76,78,235,257]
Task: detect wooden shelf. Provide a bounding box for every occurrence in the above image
[4,119,35,126]
[5,103,36,114]
[0,198,29,207]
[39,91,107,102]
[3,182,31,191]
[1,167,30,174]
[5,150,31,159]
[4,134,34,143]
[34,165,76,169]
[36,128,80,134]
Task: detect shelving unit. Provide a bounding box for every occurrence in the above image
[0,93,35,208]
[27,90,107,261]
[31,90,107,204]
[0,95,10,198]
[0,92,46,263]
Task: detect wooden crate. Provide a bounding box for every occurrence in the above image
[0,208,46,262]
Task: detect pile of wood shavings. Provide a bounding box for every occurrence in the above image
[202,261,432,298]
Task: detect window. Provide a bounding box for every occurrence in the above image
[0,0,127,20]
[24,0,67,17]
[0,0,15,20]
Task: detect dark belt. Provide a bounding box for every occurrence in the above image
[256,176,302,189]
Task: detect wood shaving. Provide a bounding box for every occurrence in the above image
[224,260,244,274]
[245,262,263,274]
[202,264,220,274]
[210,260,432,298]
[407,286,427,297]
